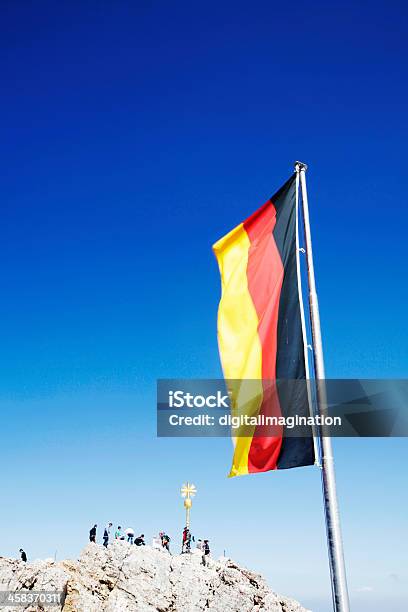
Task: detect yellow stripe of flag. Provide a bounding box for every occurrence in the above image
[213,223,264,477]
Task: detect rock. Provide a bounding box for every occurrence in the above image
[0,543,311,611]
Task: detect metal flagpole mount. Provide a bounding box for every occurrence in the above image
[294,161,308,172]
[295,161,351,612]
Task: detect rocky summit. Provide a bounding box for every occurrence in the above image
[0,542,311,611]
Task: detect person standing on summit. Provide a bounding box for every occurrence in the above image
[89,524,97,543]
[182,526,193,553]
[202,540,210,566]
[103,522,112,547]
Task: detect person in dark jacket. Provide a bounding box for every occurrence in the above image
[89,524,97,543]
[103,522,112,547]
[19,549,27,562]
[201,540,210,566]
[135,534,145,546]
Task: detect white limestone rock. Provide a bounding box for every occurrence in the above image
[0,542,311,612]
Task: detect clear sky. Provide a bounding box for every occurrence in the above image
[0,2,407,611]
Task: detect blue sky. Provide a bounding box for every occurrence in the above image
[0,2,407,611]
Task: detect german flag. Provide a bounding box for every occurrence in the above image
[213,174,315,477]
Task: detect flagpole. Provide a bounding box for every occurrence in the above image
[295,161,350,612]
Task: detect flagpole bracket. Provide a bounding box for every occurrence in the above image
[294,161,308,172]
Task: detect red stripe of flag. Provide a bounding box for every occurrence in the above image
[243,201,284,472]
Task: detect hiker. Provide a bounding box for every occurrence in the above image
[182,527,192,553]
[115,526,125,540]
[196,538,205,561]
[182,526,188,552]
[160,531,171,552]
[103,522,112,547]
[125,528,135,544]
[19,549,27,562]
[89,524,97,543]
[134,534,145,546]
[202,540,210,566]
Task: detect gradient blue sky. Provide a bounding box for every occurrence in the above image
[0,2,407,611]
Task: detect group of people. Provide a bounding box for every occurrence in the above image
[181,527,210,565]
[16,527,209,566]
[89,524,171,551]
[89,523,146,548]
[89,523,209,562]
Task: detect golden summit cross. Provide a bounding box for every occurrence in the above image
[181,482,196,528]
